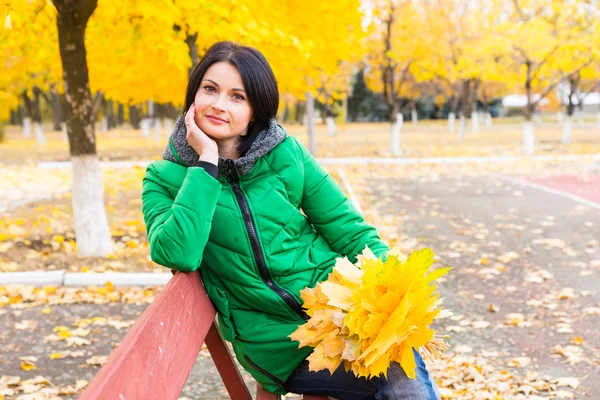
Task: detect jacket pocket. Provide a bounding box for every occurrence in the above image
[244,355,286,390]
[206,286,237,341]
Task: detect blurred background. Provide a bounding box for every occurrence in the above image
[0,0,599,399]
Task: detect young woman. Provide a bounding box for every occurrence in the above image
[142,41,441,400]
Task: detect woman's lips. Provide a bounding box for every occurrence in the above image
[206,115,228,124]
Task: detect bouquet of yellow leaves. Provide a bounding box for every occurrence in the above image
[289,246,451,379]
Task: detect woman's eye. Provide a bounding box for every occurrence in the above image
[233,94,245,101]
[204,85,216,92]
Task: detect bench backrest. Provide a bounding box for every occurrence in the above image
[78,271,251,400]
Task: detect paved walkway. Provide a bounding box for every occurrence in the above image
[367,171,600,398]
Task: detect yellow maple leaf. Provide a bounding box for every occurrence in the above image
[320,282,353,310]
[19,359,36,371]
[290,246,451,379]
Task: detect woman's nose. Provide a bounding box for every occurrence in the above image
[211,95,226,111]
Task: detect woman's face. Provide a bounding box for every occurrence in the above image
[194,61,253,142]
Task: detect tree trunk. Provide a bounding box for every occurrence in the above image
[153,103,163,144]
[129,104,141,129]
[563,93,576,145]
[100,96,108,132]
[10,108,19,125]
[54,0,113,257]
[390,112,402,156]
[51,89,63,130]
[523,63,535,155]
[485,111,492,129]
[107,99,116,129]
[326,117,336,136]
[185,32,199,77]
[32,87,46,144]
[562,115,573,145]
[458,80,471,140]
[117,103,124,125]
[21,91,33,138]
[448,112,456,133]
[523,104,535,155]
[306,92,316,155]
[471,111,480,134]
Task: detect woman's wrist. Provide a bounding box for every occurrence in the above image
[199,152,218,165]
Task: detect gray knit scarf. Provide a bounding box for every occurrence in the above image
[162,116,287,177]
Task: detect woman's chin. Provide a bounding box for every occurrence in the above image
[198,125,226,139]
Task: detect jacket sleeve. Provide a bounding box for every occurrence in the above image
[142,164,221,272]
[294,138,389,262]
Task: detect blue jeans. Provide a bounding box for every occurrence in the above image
[284,349,441,400]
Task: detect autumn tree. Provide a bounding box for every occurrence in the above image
[495,0,599,154]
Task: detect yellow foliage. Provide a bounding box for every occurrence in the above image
[290,246,451,379]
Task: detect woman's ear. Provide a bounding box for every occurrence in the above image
[241,119,254,137]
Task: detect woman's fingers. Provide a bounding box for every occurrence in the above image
[185,104,195,129]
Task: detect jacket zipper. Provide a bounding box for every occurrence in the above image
[225,160,309,322]
[244,355,285,389]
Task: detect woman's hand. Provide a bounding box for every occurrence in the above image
[185,104,219,165]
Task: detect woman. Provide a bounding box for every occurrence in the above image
[142,41,440,399]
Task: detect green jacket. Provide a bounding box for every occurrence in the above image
[142,119,388,394]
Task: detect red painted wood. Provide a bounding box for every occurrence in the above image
[79,271,216,400]
[303,396,329,400]
[256,384,281,400]
[205,323,252,399]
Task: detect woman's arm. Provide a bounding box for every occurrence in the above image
[142,164,221,271]
[293,138,389,262]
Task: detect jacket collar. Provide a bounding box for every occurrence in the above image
[162,116,287,177]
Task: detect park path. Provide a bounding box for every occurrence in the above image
[1,165,599,398]
[364,170,600,398]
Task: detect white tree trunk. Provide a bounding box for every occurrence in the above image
[34,122,46,145]
[23,117,32,138]
[471,112,480,134]
[390,113,402,156]
[163,118,175,140]
[523,121,535,155]
[557,112,564,125]
[100,116,108,132]
[448,112,456,133]
[61,122,68,142]
[148,99,154,117]
[411,106,417,125]
[326,116,336,136]
[561,115,572,144]
[153,118,162,143]
[141,118,150,137]
[485,112,493,128]
[71,155,113,257]
[458,114,467,141]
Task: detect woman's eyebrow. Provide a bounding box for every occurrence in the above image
[202,79,245,92]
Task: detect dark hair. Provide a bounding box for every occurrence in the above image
[183,41,279,156]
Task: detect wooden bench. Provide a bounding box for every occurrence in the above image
[78,270,327,400]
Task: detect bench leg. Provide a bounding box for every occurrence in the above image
[256,383,280,400]
[205,322,252,400]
